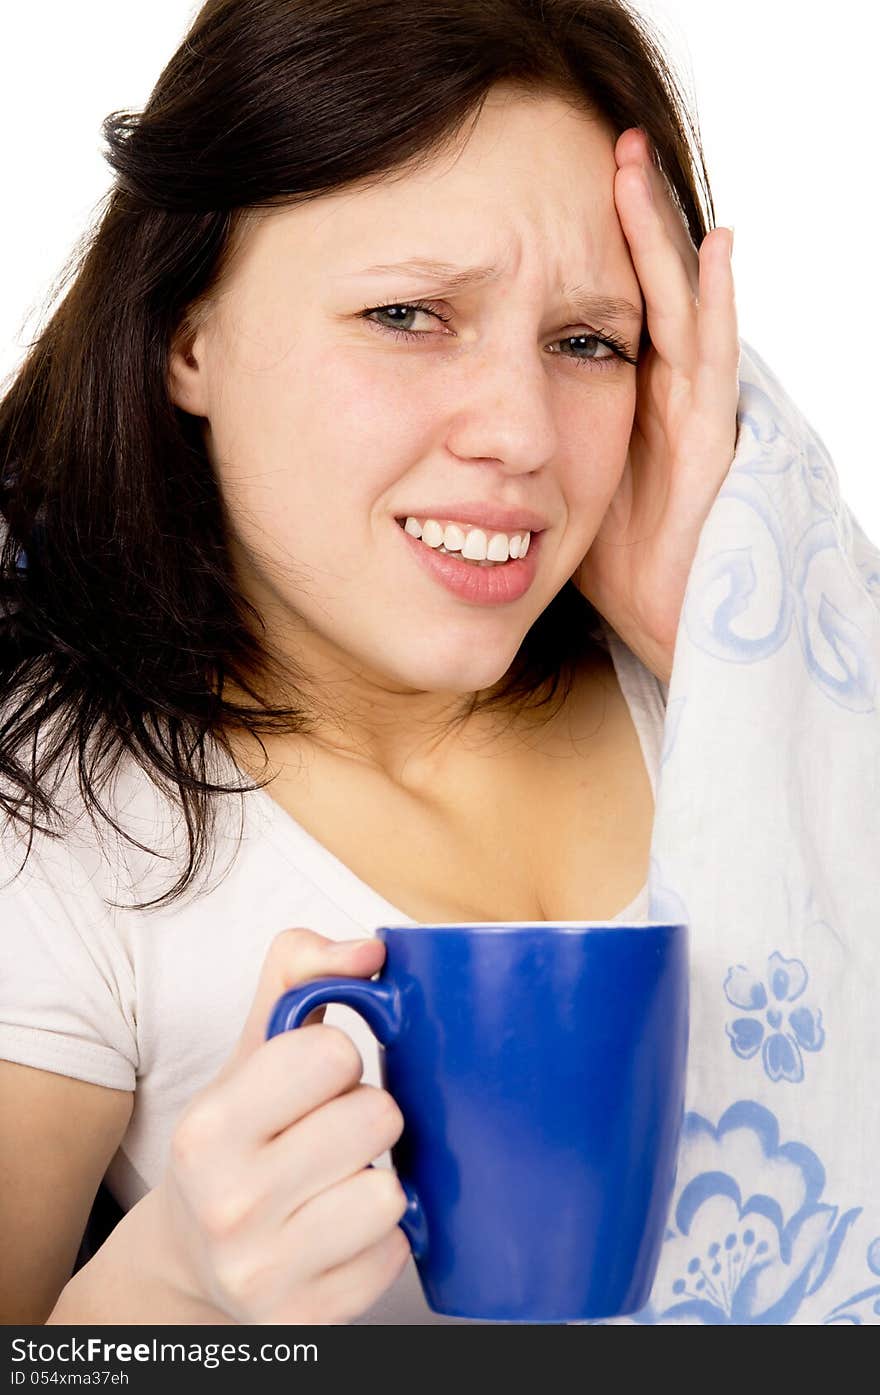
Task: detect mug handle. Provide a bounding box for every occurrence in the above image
[265,977,428,1260]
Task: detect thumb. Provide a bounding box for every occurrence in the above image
[218,927,386,1083]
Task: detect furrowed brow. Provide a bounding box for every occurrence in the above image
[563,287,644,327]
[345,258,643,326]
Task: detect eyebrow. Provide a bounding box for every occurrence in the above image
[345,257,643,326]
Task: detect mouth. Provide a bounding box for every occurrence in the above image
[392,516,545,565]
[392,516,545,605]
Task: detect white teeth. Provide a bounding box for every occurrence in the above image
[462,529,490,561]
[401,516,531,565]
[487,534,511,562]
[443,523,466,554]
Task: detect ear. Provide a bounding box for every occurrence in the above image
[167,317,211,417]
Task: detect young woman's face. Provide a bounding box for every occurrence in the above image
[170,83,643,712]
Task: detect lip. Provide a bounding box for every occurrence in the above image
[394,517,543,606]
[393,504,549,535]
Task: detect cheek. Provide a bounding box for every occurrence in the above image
[211,347,438,557]
[311,345,439,442]
[295,348,442,505]
[560,384,635,518]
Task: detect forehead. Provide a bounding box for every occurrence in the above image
[380,85,619,199]
[228,86,633,302]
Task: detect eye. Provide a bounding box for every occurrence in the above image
[545,333,630,370]
[358,300,640,370]
[360,301,452,337]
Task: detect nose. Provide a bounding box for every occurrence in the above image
[444,337,560,476]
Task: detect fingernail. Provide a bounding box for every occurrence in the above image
[729,226,735,258]
[334,936,375,951]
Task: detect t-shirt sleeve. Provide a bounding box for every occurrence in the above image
[0,823,138,1091]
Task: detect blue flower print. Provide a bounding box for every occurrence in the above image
[724,951,825,1083]
[822,1237,880,1324]
[587,1100,863,1324]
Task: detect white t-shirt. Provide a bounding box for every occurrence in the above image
[0,629,666,1324]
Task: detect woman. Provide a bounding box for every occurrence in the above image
[1,0,876,1326]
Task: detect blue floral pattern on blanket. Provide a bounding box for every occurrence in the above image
[683,362,879,716]
[823,1238,880,1324]
[723,952,825,1083]
[609,339,880,1327]
[596,1100,868,1324]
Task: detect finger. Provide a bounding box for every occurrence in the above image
[255,1081,405,1223]
[220,928,384,1079]
[692,227,740,433]
[283,1165,409,1277]
[613,157,697,373]
[304,1226,411,1325]
[615,128,700,295]
[212,1019,367,1151]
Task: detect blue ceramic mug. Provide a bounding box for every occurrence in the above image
[266,920,689,1323]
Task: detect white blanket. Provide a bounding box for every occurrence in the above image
[603,337,880,1324]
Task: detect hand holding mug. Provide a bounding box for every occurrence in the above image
[153,929,411,1325]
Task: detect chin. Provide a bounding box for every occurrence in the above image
[387,650,520,697]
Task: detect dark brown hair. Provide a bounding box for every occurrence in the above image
[0,0,715,911]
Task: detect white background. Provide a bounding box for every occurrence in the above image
[1,1,878,535]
